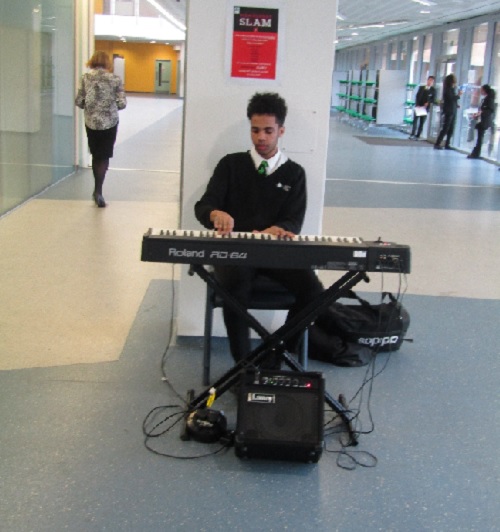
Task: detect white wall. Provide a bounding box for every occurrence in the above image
[376,70,407,125]
[177,0,337,337]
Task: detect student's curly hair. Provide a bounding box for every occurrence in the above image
[247,92,288,126]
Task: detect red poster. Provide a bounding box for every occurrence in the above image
[231,6,279,80]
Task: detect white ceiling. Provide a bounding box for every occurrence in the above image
[335,0,500,49]
[105,0,500,49]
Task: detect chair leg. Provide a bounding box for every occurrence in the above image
[203,286,215,386]
[298,328,309,370]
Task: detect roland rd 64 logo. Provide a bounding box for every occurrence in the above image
[168,247,248,260]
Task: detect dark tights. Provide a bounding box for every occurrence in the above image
[92,158,109,195]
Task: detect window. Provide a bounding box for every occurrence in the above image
[400,40,408,70]
[0,0,75,215]
[421,33,433,82]
[410,37,420,84]
[490,22,500,91]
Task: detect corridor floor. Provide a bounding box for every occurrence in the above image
[1,96,499,531]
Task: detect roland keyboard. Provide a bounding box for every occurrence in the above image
[141,229,410,273]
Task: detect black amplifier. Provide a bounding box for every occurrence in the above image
[235,369,325,463]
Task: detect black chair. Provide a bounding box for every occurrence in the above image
[202,274,309,385]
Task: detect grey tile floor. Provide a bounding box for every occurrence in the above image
[0,98,499,531]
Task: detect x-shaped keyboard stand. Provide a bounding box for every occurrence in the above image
[184,263,370,446]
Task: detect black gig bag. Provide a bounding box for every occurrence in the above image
[314,291,410,353]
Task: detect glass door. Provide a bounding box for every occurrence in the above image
[155,60,171,94]
[458,23,488,155]
[428,29,461,145]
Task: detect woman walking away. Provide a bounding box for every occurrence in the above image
[75,51,127,207]
[434,73,462,150]
[467,84,496,159]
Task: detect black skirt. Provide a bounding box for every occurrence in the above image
[85,125,118,159]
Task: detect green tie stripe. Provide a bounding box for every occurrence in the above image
[258,160,268,175]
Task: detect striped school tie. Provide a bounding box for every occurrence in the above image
[257,160,268,175]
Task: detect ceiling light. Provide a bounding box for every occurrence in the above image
[411,0,437,6]
[420,10,431,13]
[146,0,187,31]
[340,23,386,30]
[337,13,346,21]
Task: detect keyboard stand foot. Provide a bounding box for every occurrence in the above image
[180,389,195,441]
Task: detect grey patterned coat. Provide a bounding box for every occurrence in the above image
[75,68,127,130]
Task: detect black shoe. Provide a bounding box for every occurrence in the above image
[467,154,479,159]
[93,192,106,207]
[408,135,415,140]
[434,145,443,150]
[444,146,453,150]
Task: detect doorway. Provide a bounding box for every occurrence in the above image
[113,55,125,85]
[155,60,171,94]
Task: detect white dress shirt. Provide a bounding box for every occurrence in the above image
[250,146,288,176]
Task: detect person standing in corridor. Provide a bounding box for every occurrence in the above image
[75,51,127,208]
[409,76,436,140]
[467,84,496,159]
[434,73,462,150]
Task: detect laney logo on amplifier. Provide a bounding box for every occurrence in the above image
[247,393,276,404]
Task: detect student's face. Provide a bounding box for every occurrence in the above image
[250,114,285,159]
[427,77,435,87]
